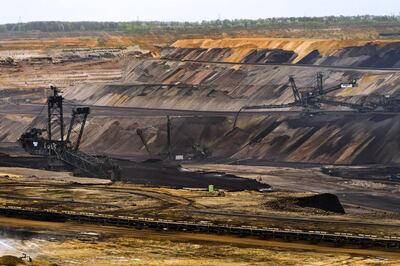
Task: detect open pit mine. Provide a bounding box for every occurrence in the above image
[0,33,400,265]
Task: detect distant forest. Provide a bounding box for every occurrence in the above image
[1,16,400,34]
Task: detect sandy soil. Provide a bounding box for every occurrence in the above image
[183,163,400,214]
[1,32,400,265]
[0,166,398,238]
[172,37,400,63]
[0,217,399,266]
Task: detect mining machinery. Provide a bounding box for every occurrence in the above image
[367,93,400,112]
[310,74,400,113]
[287,73,358,110]
[19,86,121,180]
[66,107,90,152]
[233,73,359,128]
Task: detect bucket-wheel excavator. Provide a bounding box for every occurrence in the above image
[233,73,359,128]
[19,86,121,180]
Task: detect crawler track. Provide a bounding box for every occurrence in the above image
[0,206,399,249]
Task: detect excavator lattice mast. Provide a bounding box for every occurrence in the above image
[66,107,90,152]
[47,86,65,145]
[19,86,121,180]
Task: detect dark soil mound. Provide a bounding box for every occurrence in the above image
[319,43,400,68]
[117,160,270,191]
[296,193,345,214]
[267,193,345,214]
[297,50,321,64]
[242,49,297,64]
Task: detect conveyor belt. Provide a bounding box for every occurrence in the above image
[0,206,398,249]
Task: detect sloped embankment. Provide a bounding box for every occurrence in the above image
[3,110,399,167]
[64,58,400,112]
[12,37,400,165]
[170,38,400,67]
[58,39,400,165]
[161,47,298,64]
[73,112,400,165]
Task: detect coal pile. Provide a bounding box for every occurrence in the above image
[297,50,321,64]
[161,47,232,61]
[117,160,270,191]
[267,193,345,214]
[296,193,345,214]
[242,49,297,64]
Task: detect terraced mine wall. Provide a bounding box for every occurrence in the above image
[3,110,400,165]
[65,62,400,111]
[78,113,400,164]
[171,38,400,67]
[60,40,400,164]
[4,38,400,165]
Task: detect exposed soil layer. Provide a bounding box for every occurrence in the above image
[4,109,400,165]
[3,38,400,165]
[76,113,400,164]
[1,34,400,264]
[1,217,399,266]
[63,58,400,113]
[171,38,400,66]
[0,166,399,232]
[161,47,232,61]
[161,47,298,64]
[319,43,400,68]
[241,48,297,64]
[184,163,400,213]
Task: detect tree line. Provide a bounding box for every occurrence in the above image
[1,15,399,33]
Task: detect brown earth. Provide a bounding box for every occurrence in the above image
[1,217,399,266]
[0,167,398,265]
[6,110,400,165]
[2,45,400,166]
[0,34,400,263]
[172,38,400,64]
[0,166,398,234]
